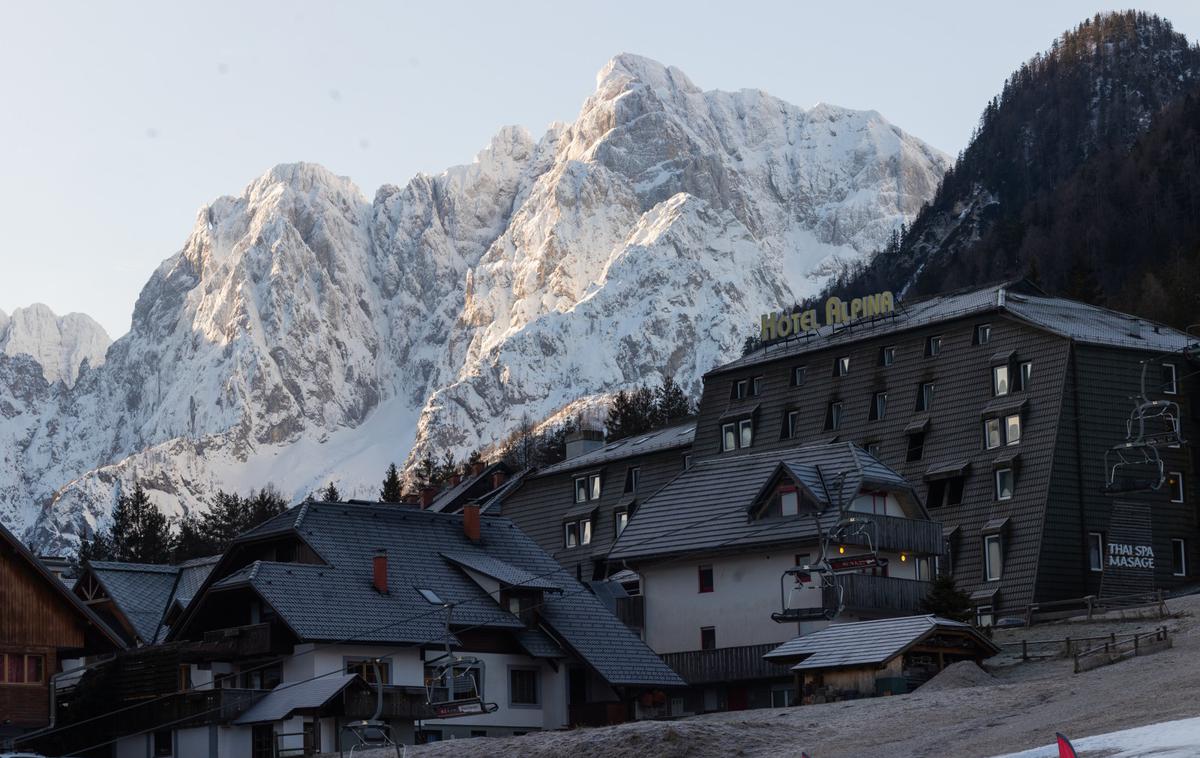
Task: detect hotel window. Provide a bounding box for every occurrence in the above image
[784,410,800,439]
[792,366,807,387]
[916,382,934,412]
[906,431,925,462]
[995,468,1014,500]
[1162,363,1178,395]
[770,686,795,708]
[984,535,1003,581]
[1018,361,1032,390]
[993,364,1010,396]
[974,324,992,345]
[869,392,887,421]
[623,467,640,494]
[751,376,763,396]
[834,356,850,377]
[879,346,896,366]
[615,509,629,536]
[1004,414,1021,446]
[1088,533,1104,572]
[575,474,601,502]
[3,653,44,684]
[927,476,965,508]
[509,668,540,706]
[779,486,799,517]
[700,626,716,650]
[564,521,580,549]
[1169,471,1184,503]
[574,477,588,503]
[925,335,942,357]
[347,658,391,685]
[589,473,601,500]
[580,519,592,545]
[731,379,748,400]
[865,441,882,457]
[739,418,754,448]
[825,401,843,431]
[698,565,714,593]
[1172,539,1187,576]
[984,418,1002,450]
[722,423,737,452]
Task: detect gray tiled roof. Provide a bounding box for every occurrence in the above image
[429,463,506,513]
[188,503,683,688]
[763,615,997,670]
[84,556,221,645]
[233,673,359,724]
[440,551,561,591]
[607,443,914,563]
[515,628,565,659]
[534,419,696,478]
[718,281,1194,375]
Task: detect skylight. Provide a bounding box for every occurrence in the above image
[417,588,443,604]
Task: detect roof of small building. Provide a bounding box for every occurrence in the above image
[428,462,508,513]
[606,443,919,563]
[233,673,360,725]
[763,614,998,671]
[79,556,220,645]
[534,419,696,478]
[717,280,1194,376]
[181,502,684,689]
[0,521,126,651]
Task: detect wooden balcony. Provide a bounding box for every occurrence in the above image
[840,512,944,555]
[198,622,280,658]
[615,595,644,630]
[659,642,792,685]
[341,685,434,721]
[841,573,931,615]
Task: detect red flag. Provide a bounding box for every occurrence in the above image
[1056,733,1078,758]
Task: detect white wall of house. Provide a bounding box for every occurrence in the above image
[115,733,149,758]
[849,491,907,517]
[642,545,923,654]
[422,650,568,733]
[283,643,424,685]
[175,726,209,757]
[217,724,250,756]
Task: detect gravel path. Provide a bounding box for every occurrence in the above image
[337,594,1199,758]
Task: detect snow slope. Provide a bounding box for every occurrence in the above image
[3,54,949,552]
[0,304,110,386]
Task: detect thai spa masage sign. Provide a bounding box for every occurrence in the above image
[760,291,895,341]
[1108,543,1155,570]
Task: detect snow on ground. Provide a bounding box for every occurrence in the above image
[995,717,1200,758]
[335,594,1200,758]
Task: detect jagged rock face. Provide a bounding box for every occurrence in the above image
[0,304,110,387]
[4,54,948,552]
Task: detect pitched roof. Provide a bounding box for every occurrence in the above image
[429,462,506,513]
[180,503,683,689]
[607,443,916,563]
[233,673,359,724]
[716,281,1194,375]
[763,615,998,670]
[0,521,125,651]
[534,419,696,478]
[80,556,220,645]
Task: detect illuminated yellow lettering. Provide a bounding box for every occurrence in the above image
[776,311,792,337]
[880,291,894,313]
[760,313,777,341]
[825,297,843,326]
[801,309,818,331]
[850,297,864,320]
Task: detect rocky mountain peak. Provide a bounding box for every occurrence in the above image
[0,303,110,387]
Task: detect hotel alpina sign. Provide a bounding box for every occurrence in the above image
[760,291,896,341]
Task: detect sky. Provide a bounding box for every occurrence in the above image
[2,1,1199,339]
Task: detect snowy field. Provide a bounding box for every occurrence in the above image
[995,717,1200,758]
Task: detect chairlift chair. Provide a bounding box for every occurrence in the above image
[772,564,843,623]
[422,603,499,718]
[343,660,402,758]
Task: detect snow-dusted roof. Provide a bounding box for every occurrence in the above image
[763,615,997,670]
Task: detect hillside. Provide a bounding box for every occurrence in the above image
[0,54,948,552]
[835,11,1200,327]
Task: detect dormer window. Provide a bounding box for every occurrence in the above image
[834,356,850,377]
[824,401,843,431]
[925,336,942,357]
[739,418,754,448]
[623,467,640,494]
[573,473,601,502]
[751,376,763,396]
[993,364,1010,396]
[731,379,749,400]
[791,366,807,387]
[879,346,896,366]
[974,324,992,345]
[758,482,816,519]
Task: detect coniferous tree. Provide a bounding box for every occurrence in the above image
[414,454,437,489]
[919,573,974,623]
[380,463,404,502]
[655,374,692,424]
[108,482,175,564]
[605,391,633,441]
[246,487,287,527]
[320,481,341,503]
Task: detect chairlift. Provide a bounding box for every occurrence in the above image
[422,604,499,718]
[342,659,402,758]
[1103,361,1186,494]
[772,562,843,622]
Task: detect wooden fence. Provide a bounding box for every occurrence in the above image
[1073,626,1172,673]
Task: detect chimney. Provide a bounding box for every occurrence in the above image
[419,487,436,509]
[491,471,507,490]
[471,461,486,477]
[463,504,481,542]
[565,429,605,460]
[449,473,462,487]
[372,550,388,594]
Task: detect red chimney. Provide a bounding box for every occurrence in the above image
[419,486,436,509]
[463,504,481,542]
[449,473,462,487]
[491,471,506,489]
[471,461,486,477]
[372,550,388,594]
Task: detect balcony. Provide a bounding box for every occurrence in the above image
[198,622,281,659]
[342,685,435,721]
[659,643,792,685]
[841,573,931,615]
[840,512,944,555]
[615,595,644,630]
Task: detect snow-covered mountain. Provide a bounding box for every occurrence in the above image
[4,54,948,552]
[0,304,110,387]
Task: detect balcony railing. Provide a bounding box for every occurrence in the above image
[615,595,645,630]
[342,686,435,721]
[198,622,280,658]
[659,643,792,685]
[841,573,931,614]
[840,512,944,555]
